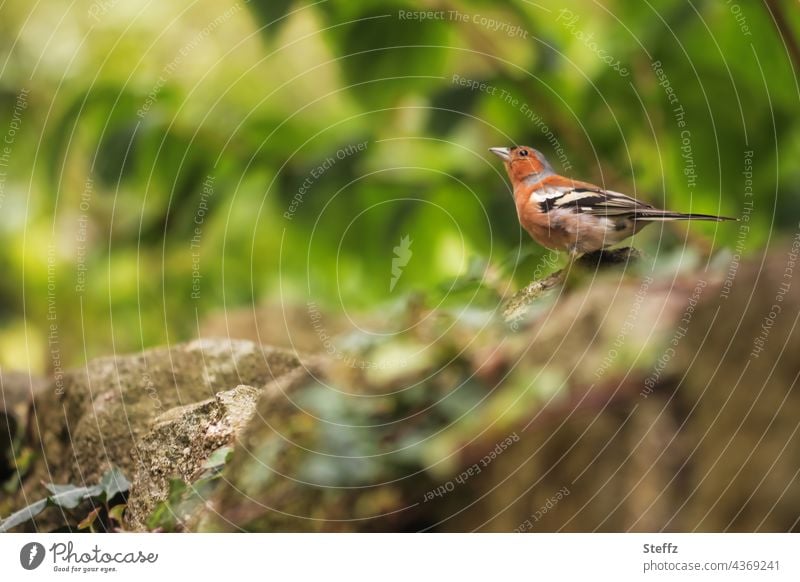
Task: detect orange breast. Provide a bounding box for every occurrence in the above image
[517,196,576,250]
[515,192,626,253]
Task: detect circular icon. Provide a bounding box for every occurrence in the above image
[19,542,45,570]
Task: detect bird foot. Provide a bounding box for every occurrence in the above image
[577,247,641,268]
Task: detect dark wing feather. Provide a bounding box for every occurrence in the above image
[534,176,734,222]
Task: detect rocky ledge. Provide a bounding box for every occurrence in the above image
[4,250,800,532]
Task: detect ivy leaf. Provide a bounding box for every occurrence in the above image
[46,484,102,509]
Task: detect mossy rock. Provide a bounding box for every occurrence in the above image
[30,338,300,490]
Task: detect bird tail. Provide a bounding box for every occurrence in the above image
[635,210,737,222]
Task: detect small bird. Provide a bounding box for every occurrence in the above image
[490,146,735,257]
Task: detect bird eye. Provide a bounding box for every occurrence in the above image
[518,149,529,157]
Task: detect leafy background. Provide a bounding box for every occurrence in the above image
[0,0,797,371]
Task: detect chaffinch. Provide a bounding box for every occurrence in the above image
[490,146,735,257]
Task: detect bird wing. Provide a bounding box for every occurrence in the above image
[530,176,655,216]
[522,176,734,222]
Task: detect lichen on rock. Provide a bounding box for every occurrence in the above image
[124,384,262,530]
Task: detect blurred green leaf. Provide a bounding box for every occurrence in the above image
[246,0,295,37]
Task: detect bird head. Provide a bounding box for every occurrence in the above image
[489,146,553,184]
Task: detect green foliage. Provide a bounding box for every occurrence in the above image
[147,445,233,531]
[0,499,48,533]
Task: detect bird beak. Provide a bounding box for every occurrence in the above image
[489,147,511,161]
